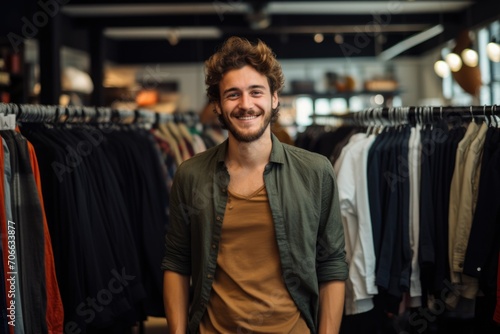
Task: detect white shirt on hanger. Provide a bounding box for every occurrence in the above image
[336,133,378,315]
[408,125,422,307]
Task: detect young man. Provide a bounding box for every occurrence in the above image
[162,36,348,334]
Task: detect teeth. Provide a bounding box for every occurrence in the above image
[238,116,257,120]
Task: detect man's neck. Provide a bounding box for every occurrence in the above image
[225,132,272,171]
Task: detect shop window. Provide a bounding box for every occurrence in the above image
[349,96,364,112]
[315,98,331,115]
[295,96,313,127]
[330,98,348,115]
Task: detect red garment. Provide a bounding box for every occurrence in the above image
[27,139,64,333]
[494,252,500,324]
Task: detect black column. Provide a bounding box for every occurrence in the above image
[38,12,61,105]
[90,27,105,106]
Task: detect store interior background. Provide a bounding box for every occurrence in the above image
[1,1,500,332]
[1,0,499,137]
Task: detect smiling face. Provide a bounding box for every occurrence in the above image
[216,65,279,143]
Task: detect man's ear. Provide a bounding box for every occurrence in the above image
[213,102,222,115]
[272,92,279,109]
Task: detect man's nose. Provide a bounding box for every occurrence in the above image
[238,93,253,110]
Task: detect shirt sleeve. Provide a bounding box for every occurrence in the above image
[161,164,192,275]
[316,156,349,282]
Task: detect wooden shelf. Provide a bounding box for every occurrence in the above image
[282,90,401,99]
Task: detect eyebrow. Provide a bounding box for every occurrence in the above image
[222,85,267,95]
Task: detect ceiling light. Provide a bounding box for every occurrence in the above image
[166,28,179,46]
[487,39,500,62]
[445,52,462,72]
[246,4,271,30]
[104,27,222,40]
[374,94,385,105]
[314,33,324,43]
[378,24,443,61]
[434,58,450,78]
[461,48,478,67]
[334,33,344,44]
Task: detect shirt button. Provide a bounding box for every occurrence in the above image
[207,274,213,279]
[477,267,481,272]
[211,244,216,249]
[216,216,222,221]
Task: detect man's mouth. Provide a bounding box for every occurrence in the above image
[236,115,259,120]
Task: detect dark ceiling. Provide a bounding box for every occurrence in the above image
[2,0,500,64]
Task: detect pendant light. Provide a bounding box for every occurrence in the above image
[459,11,479,67]
[444,9,462,72]
[434,10,451,78]
[487,38,500,62]
[461,47,479,67]
[434,57,450,78]
[314,33,324,43]
[445,52,463,72]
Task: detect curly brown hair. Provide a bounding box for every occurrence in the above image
[204,36,285,125]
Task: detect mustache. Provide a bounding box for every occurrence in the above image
[232,110,262,117]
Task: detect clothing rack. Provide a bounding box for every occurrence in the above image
[3,102,193,334]
[325,105,499,126]
[0,102,199,125]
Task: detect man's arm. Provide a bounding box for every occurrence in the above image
[318,280,345,334]
[163,270,190,334]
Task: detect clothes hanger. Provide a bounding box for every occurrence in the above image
[483,105,490,127]
[0,103,7,116]
[402,107,408,127]
[415,106,421,127]
[364,108,373,134]
[399,106,408,129]
[387,107,393,128]
[491,104,498,128]
[374,107,384,133]
[470,105,475,123]
[427,106,433,130]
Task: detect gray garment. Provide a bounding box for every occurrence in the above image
[2,131,47,333]
[3,137,25,334]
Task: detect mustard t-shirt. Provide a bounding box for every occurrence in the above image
[200,185,310,333]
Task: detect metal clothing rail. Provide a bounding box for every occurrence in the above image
[325,105,499,126]
[0,102,199,125]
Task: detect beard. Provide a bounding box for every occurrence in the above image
[220,109,272,143]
